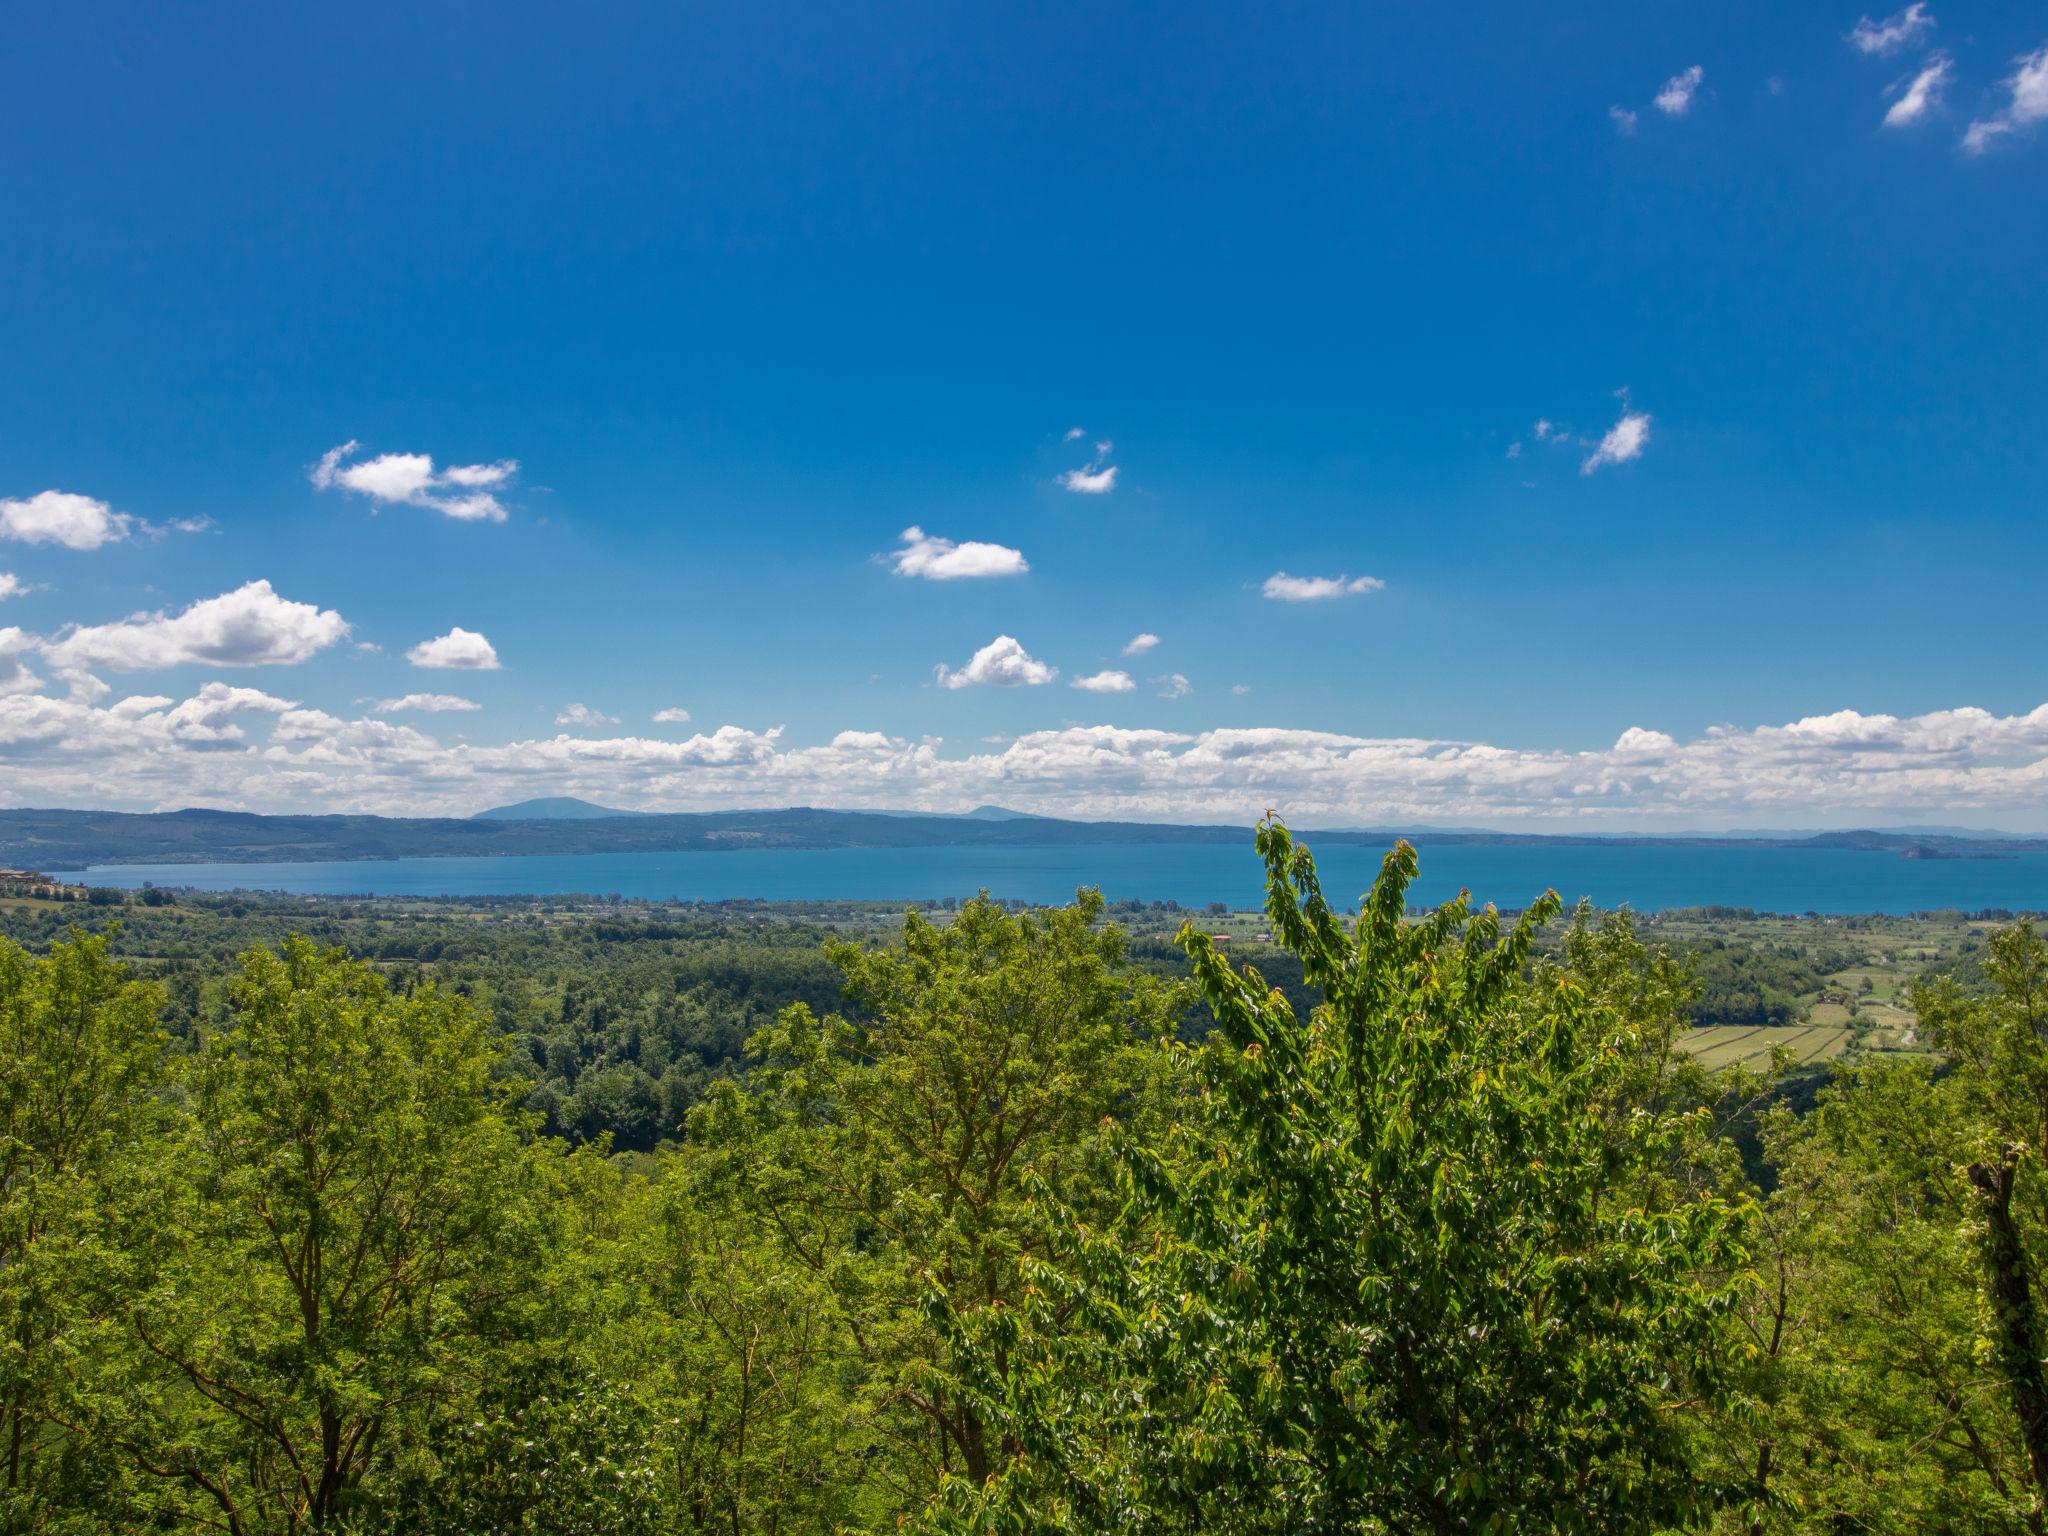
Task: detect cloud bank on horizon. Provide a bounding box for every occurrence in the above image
[4,680,2048,830]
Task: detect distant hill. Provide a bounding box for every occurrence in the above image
[2,805,2043,871]
[473,797,641,821]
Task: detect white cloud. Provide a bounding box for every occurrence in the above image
[935,635,1056,689]
[0,629,43,698]
[311,441,518,522]
[1850,3,1936,56]
[1071,670,1136,694]
[1609,105,1639,135]
[41,581,350,678]
[556,703,621,728]
[653,707,693,723]
[12,692,2048,829]
[406,627,501,670]
[1058,439,1119,495]
[0,491,135,550]
[1580,409,1653,474]
[1885,52,1953,126]
[1654,65,1705,116]
[0,574,25,601]
[1123,632,1161,656]
[1505,442,1523,459]
[1155,673,1193,700]
[1962,45,2048,153]
[887,526,1030,581]
[1533,419,1557,441]
[1062,426,1087,442]
[1261,572,1386,603]
[375,693,479,714]
[1059,464,1119,495]
[1231,683,1253,696]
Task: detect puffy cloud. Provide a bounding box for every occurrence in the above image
[1885,52,1953,127]
[1962,44,2048,153]
[935,635,1056,689]
[0,574,24,601]
[0,628,43,697]
[887,526,1029,580]
[1261,572,1385,603]
[1062,426,1087,442]
[1850,3,1936,56]
[1071,669,1136,694]
[556,703,621,727]
[406,628,501,670]
[653,707,692,723]
[1059,465,1118,495]
[311,440,518,522]
[0,491,134,550]
[41,581,350,677]
[7,690,2048,827]
[1155,673,1193,700]
[1058,439,1119,495]
[1123,632,1160,656]
[1581,408,1652,474]
[1654,65,1704,116]
[375,693,479,713]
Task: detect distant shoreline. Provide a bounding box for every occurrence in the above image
[6,803,2048,871]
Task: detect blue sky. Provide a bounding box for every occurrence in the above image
[2,0,2046,827]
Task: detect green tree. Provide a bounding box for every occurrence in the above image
[927,826,1749,1536]
[693,890,1189,1510]
[122,937,535,1534]
[0,932,166,1529]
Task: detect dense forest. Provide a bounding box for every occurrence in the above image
[1,823,2044,1532]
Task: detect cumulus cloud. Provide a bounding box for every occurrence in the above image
[0,629,43,697]
[1062,426,1087,442]
[1609,106,1639,135]
[935,635,1056,689]
[1885,52,1953,127]
[1058,439,1119,495]
[10,692,2048,829]
[311,441,518,522]
[1071,669,1136,694]
[1581,408,1653,474]
[375,693,479,714]
[41,581,350,679]
[1261,572,1386,603]
[653,707,692,723]
[1123,632,1160,656]
[406,628,501,670]
[1654,65,1705,116]
[1155,673,1193,700]
[1851,3,1936,56]
[1962,44,2048,153]
[556,703,621,728]
[1059,464,1118,495]
[0,491,135,550]
[0,575,25,601]
[887,527,1029,580]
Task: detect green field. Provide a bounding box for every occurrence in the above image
[1679,1022,1854,1071]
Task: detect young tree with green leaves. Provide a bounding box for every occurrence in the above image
[0,932,167,1530]
[691,890,1190,1511]
[120,937,538,1534]
[925,825,1751,1536]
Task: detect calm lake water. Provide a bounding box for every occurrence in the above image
[56,841,2048,914]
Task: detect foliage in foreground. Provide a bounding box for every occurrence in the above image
[0,833,2045,1532]
[925,823,1749,1535]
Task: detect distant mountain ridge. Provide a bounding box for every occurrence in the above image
[2,804,2045,871]
[473,797,642,821]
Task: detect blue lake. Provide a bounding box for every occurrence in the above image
[56,841,2048,914]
